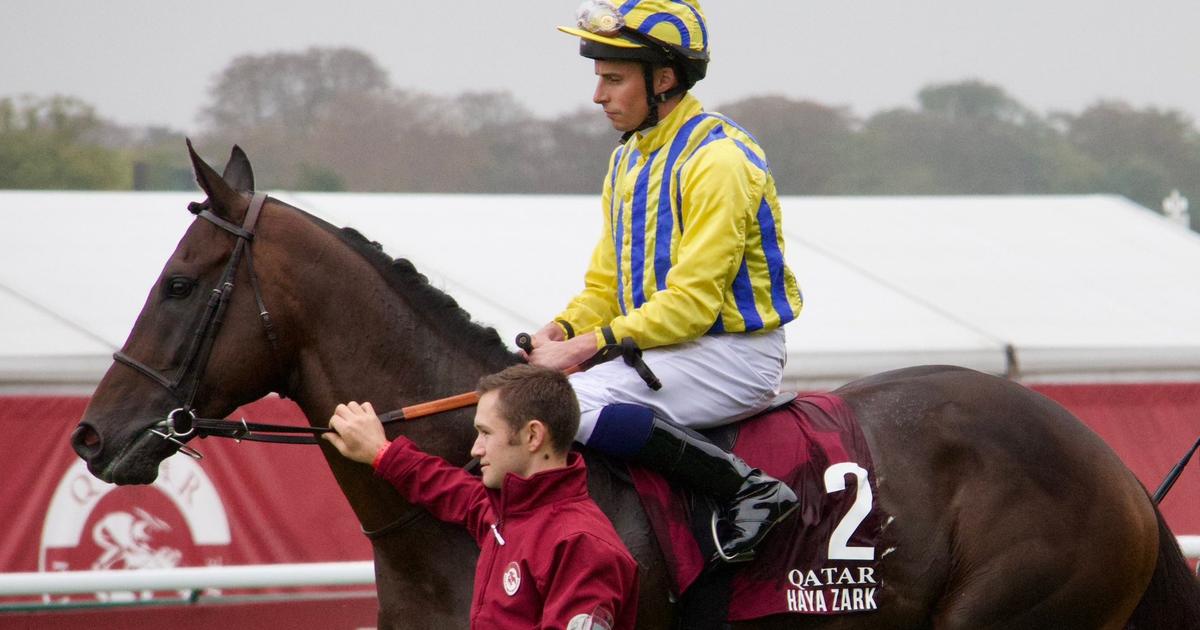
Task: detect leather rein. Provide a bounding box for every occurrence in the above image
[112,192,481,462]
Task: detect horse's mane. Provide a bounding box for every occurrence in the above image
[286,203,520,369]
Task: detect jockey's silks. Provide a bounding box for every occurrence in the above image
[557,93,803,350]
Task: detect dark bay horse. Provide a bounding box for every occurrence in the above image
[71,145,1200,629]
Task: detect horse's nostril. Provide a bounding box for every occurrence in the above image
[71,424,103,459]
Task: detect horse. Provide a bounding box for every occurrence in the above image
[71,144,1200,629]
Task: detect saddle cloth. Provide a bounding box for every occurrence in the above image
[627,393,887,621]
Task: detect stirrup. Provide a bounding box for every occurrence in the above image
[709,497,801,564]
[710,512,755,564]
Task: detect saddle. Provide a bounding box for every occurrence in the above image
[700,392,796,450]
[617,392,887,624]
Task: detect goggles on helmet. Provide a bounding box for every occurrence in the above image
[575,0,626,37]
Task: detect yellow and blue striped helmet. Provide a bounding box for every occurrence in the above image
[558,0,709,87]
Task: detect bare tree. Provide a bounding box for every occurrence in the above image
[201,47,390,137]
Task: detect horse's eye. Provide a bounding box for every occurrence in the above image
[164,276,197,299]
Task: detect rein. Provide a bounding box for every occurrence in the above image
[185,389,484,543]
[165,391,481,451]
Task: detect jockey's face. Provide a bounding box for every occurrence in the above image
[471,390,533,489]
[593,59,649,133]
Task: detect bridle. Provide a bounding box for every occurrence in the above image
[111,192,481,462]
[109,192,481,539]
[112,192,288,459]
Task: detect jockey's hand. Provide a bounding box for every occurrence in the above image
[323,401,388,465]
[518,321,567,361]
[527,334,597,371]
[534,320,566,344]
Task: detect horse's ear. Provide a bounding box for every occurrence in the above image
[221,145,255,193]
[186,138,241,217]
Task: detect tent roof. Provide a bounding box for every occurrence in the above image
[4,191,1199,393]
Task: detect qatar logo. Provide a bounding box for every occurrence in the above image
[39,454,231,603]
[91,507,182,571]
[502,561,521,596]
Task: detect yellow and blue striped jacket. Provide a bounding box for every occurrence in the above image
[557,93,803,350]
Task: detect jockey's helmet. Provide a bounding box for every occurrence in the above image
[558,0,709,131]
[559,0,709,89]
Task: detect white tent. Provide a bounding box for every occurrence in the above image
[4,191,1199,393]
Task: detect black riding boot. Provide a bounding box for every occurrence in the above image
[586,404,798,562]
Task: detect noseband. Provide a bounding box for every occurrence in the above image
[113,192,282,459]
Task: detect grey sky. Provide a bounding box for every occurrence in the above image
[2,1,1197,132]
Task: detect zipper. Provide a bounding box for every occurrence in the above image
[473,521,505,622]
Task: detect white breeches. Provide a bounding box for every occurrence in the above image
[572,328,787,443]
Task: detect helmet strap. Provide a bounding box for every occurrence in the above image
[622,62,687,142]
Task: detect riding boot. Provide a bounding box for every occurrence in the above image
[585,403,799,562]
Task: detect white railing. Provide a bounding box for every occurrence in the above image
[4,540,1200,597]
[0,561,374,596]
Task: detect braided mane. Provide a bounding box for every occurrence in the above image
[288,203,520,370]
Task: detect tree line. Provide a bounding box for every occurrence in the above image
[3,47,1196,227]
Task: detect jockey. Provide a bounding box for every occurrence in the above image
[527,0,805,561]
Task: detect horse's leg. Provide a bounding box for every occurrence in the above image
[927,476,1155,630]
[844,367,1158,630]
[925,382,1157,630]
[371,519,479,629]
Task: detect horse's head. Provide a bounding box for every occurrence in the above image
[72,142,293,484]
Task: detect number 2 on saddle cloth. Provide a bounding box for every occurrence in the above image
[626,392,887,623]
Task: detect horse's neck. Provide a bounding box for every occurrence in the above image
[273,211,513,527]
[292,269,507,453]
[296,303,498,460]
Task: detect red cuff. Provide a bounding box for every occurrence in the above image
[371,441,393,469]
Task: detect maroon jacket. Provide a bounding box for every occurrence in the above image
[374,438,639,630]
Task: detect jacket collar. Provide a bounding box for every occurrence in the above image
[491,452,590,517]
[630,92,704,155]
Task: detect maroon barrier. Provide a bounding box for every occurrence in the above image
[0,395,372,614]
